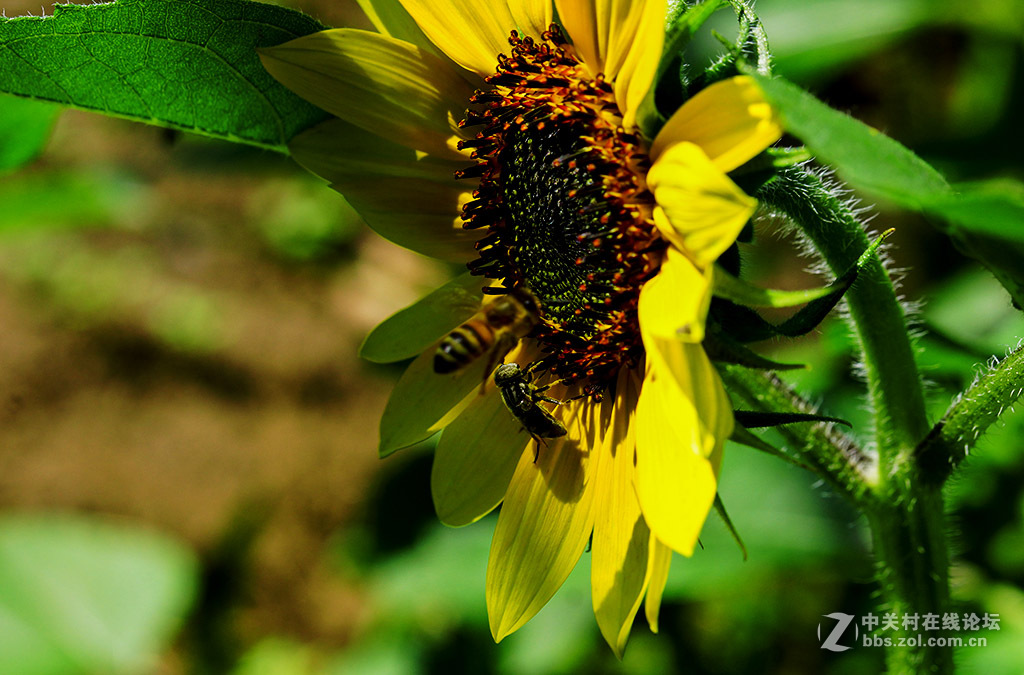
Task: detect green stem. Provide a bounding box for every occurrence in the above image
[916,343,1024,485]
[757,166,950,673]
[867,484,951,674]
[758,166,931,455]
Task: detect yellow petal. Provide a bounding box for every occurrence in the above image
[612,0,666,129]
[259,29,472,160]
[553,0,601,77]
[634,341,732,556]
[591,369,649,658]
[398,0,514,77]
[487,398,598,641]
[648,141,757,268]
[644,536,672,633]
[650,75,782,171]
[432,389,531,527]
[509,0,553,40]
[636,248,712,343]
[556,2,631,75]
[555,0,664,124]
[290,119,465,186]
[357,0,436,53]
[329,175,479,262]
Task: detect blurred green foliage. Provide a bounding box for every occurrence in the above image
[0,514,196,675]
[0,95,59,173]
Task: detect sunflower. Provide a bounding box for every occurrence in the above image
[261,0,780,655]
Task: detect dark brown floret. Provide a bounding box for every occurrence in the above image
[458,26,662,392]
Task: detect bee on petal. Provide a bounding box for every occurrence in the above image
[433,286,540,376]
[494,362,567,453]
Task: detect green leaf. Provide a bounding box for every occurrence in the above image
[0,0,331,152]
[704,324,806,370]
[713,266,840,308]
[360,273,486,364]
[754,75,1024,310]
[712,229,892,342]
[0,94,60,173]
[752,74,951,207]
[0,514,197,675]
[922,181,1024,308]
[734,410,852,429]
[712,494,747,561]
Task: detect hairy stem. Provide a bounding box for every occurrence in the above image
[758,166,930,456]
[917,342,1024,485]
[867,484,952,674]
[757,165,950,673]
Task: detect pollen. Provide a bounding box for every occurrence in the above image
[458,26,663,392]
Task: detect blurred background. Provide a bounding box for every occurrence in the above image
[0,0,1021,673]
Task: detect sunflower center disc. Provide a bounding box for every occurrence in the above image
[501,125,607,336]
[457,26,663,389]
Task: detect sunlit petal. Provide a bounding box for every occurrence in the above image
[398,0,515,77]
[634,339,732,555]
[487,398,599,641]
[554,0,601,77]
[508,0,553,40]
[636,249,713,343]
[591,369,649,658]
[611,0,666,129]
[650,75,782,171]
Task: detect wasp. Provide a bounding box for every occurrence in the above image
[494,363,567,453]
[433,286,540,376]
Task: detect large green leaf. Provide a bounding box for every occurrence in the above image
[0,95,60,173]
[752,74,950,207]
[0,0,330,152]
[924,181,1024,308]
[754,74,1024,309]
[0,514,197,675]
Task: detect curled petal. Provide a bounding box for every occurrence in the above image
[648,142,757,268]
[644,536,672,633]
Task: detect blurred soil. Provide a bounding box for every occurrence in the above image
[0,103,445,650]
